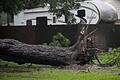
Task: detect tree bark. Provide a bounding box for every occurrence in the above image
[0,38,95,66]
[0,39,79,66]
[7,13,10,26]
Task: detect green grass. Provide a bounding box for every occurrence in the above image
[0,60,120,80]
[0,68,120,80]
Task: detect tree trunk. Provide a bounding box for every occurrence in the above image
[7,13,10,26]
[0,22,99,66]
[0,39,76,66]
[0,24,98,67]
[0,38,92,66]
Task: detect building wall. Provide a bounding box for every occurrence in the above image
[14,11,25,25]
[14,8,66,26]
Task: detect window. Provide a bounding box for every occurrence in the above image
[53,17,56,23]
[77,9,86,18]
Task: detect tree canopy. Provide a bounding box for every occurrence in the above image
[0,0,84,15]
[0,0,23,14]
[0,0,84,24]
[47,0,83,23]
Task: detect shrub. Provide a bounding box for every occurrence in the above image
[96,48,120,67]
[94,52,113,64]
[49,32,71,47]
[109,47,120,67]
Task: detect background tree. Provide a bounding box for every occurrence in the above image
[22,0,46,9]
[0,0,46,26]
[23,0,84,24]
[0,0,24,26]
[47,0,82,24]
[0,0,85,25]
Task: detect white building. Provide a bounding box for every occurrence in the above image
[14,6,67,26]
[14,0,119,26]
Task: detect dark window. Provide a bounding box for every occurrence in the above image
[10,13,14,23]
[26,20,32,26]
[36,17,47,26]
[77,9,86,18]
[65,16,68,23]
[53,17,56,23]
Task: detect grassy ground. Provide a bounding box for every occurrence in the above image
[1,69,120,80]
[0,60,120,80]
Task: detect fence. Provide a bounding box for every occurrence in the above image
[0,25,79,45]
[0,24,120,51]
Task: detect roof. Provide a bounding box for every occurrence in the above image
[24,7,49,14]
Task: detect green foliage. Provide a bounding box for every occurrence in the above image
[47,0,82,24]
[0,0,84,24]
[96,47,120,67]
[22,0,47,9]
[0,0,24,14]
[93,52,113,64]
[0,0,84,14]
[109,48,120,67]
[49,33,71,47]
[0,0,44,14]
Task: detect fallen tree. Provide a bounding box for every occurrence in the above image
[0,39,72,66]
[0,24,100,66]
[0,38,89,66]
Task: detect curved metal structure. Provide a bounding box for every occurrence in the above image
[89,0,118,22]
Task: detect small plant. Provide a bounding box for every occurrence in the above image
[94,52,112,64]
[93,47,120,67]
[49,32,71,47]
[109,47,120,67]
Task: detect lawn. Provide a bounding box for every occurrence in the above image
[0,60,120,80]
[0,68,120,80]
